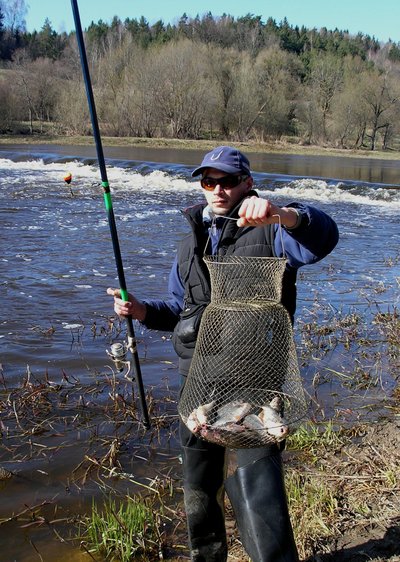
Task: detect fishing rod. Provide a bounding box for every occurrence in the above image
[70,0,150,429]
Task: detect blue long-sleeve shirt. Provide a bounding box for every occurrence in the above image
[142,202,339,331]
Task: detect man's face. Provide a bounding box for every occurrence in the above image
[201,168,253,215]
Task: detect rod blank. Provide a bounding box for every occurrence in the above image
[70,0,150,429]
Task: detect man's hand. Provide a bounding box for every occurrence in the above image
[106,288,147,321]
[237,196,299,228]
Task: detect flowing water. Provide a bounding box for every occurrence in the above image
[0,144,399,560]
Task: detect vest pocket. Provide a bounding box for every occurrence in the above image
[175,303,206,344]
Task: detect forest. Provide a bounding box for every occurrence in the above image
[2,0,400,151]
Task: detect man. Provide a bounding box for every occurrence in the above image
[108,146,339,561]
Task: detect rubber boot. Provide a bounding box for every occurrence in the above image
[181,422,228,561]
[225,451,299,562]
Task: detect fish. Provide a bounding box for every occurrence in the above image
[212,401,252,428]
[197,401,215,424]
[259,397,289,441]
[269,396,283,412]
[242,413,265,430]
[186,397,288,446]
[186,401,215,434]
[200,422,247,447]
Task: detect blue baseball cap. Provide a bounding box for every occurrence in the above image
[191,145,251,177]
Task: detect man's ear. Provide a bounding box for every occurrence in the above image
[245,176,253,191]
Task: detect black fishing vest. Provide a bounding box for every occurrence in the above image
[172,195,298,375]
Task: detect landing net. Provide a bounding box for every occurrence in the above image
[178,255,307,448]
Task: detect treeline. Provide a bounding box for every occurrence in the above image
[2,2,400,151]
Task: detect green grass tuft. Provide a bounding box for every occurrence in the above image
[82,494,162,561]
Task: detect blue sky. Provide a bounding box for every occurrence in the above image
[25,0,400,43]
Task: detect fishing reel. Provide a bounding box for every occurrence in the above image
[106,342,128,372]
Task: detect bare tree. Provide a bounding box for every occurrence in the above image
[11,53,60,133]
[126,46,164,137]
[54,81,90,135]
[252,46,301,138]
[0,0,27,31]
[331,88,367,148]
[0,78,17,131]
[307,52,344,140]
[226,51,259,140]
[206,46,242,137]
[295,85,323,145]
[150,40,209,138]
[361,70,400,150]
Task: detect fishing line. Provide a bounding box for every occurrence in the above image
[70,0,150,429]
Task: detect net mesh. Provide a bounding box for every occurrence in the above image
[178,255,307,448]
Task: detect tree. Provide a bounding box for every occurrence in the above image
[207,47,241,137]
[84,19,108,64]
[150,40,209,138]
[93,39,138,136]
[225,51,260,140]
[0,6,4,56]
[0,0,27,59]
[306,52,344,140]
[361,70,400,150]
[0,0,27,32]
[54,82,89,135]
[330,83,368,148]
[235,14,264,54]
[124,46,163,137]
[0,76,17,132]
[36,19,59,59]
[251,46,301,138]
[388,42,400,63]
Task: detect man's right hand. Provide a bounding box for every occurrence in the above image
[106,288,147,322]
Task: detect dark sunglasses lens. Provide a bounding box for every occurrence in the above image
[201,175,244,190]
[201,177,217,190]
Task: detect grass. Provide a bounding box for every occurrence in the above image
[284,417,400,560]
[81,494,163,561]
[287,421,345,459]
[286,468,340,556]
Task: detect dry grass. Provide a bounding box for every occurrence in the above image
[1,362,399,561]
[285,420,400,561]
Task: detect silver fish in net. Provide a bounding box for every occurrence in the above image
[186,397,289,447]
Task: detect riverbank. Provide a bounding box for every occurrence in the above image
[237,416,400,562]
[2,133,400,161]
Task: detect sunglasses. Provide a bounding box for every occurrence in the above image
[200,174,248,191]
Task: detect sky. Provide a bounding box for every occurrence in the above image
[24,0,400,44]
